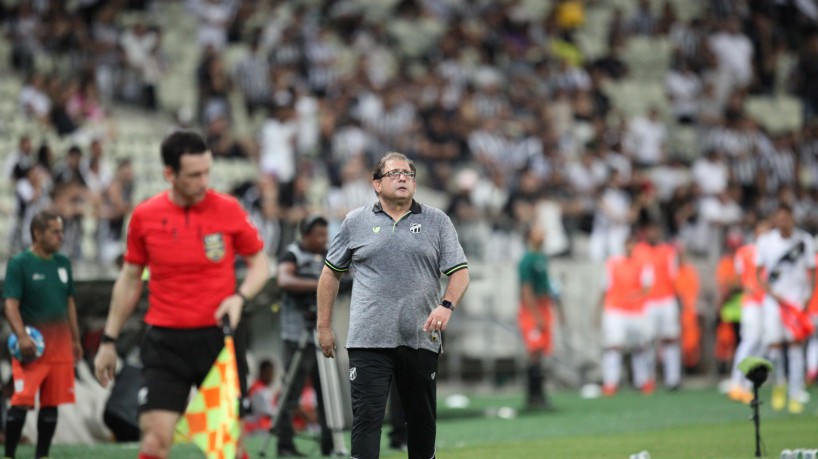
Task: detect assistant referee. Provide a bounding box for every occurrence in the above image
[317,151,470,459]
[93,131,269,459]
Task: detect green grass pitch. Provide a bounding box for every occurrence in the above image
[11,387,818,458]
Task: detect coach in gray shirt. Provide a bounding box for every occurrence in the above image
[317,151,470,459]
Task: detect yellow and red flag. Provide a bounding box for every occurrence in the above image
[176,335,241,459]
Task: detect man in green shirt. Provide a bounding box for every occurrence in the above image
[518,222,561,410]
[3,211,82,459]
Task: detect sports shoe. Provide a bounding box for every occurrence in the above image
[727,385,754,404]
[602,385,617,397]
[641,380,655,395]
[771,385,787,411]
[788,399,804,414]
[277,447,307,457]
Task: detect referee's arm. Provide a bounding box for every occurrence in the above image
[94,262,144,387]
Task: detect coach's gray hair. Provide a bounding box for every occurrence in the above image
[372,152,416,180]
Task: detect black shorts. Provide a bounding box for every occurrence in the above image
[139,325,231,414]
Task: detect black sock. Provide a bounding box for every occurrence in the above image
[527,362,544,403]
[35,406,58,459]
[5,406,28,458]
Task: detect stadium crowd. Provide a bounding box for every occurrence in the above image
[4,0,818,397]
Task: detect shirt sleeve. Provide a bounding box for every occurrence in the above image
[325,215,352,272]
[2,258,23,300]
[123,208,147,266]
[230,202,264,256]
[438,212,468,276]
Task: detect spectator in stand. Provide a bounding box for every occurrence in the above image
[89,5,122,104]
[791,32,818,125]
[624,106,667,168]
[628,0,657,36]
[589,169,634,262]
[52,146,89,259]
[8,1,43,73]
[191,0,235,51]
[691,147,729,197]
[98,159,134,264]
[606,8,628,50]
[665,57,702,125]
[656,0,679,36]
[19,73,52,125]
[707,17,754,104]
[3,136,36,181]
[198,49,232,125]
[233,30,270,116]
[120,20,164,110]
[83,139,113,200]
[206,114,251,160]
[746,8,784,95]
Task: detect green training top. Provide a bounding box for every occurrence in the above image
[518,249,551,298]
[3,249,75,325]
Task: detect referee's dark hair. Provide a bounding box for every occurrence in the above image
[299,214,328,235]
[161,130,208,173]
[29,210,61,242]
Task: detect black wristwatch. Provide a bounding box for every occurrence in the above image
[236,291,249,306]
[100,334,117,345]
[440,300,454,311]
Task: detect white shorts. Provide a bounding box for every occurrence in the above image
[646,296,680,340]
[740,300,764,343]
[603,310,650,349]
[761,296,795,345]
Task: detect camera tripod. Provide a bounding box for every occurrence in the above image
[259,327,348,457]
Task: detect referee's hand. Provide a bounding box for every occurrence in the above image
[318,326,336,358]
[94,343,118,388]
[214,294,244,329]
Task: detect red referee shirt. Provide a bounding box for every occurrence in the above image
[124,189,264,328]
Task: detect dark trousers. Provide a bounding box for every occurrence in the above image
[348,347,439,459]
[275,339,332,453]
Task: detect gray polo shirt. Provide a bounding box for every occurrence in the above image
[325,200,468,352]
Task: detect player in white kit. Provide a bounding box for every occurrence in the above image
[754,205,816,413]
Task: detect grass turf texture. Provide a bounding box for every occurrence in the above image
[11,387,817,458]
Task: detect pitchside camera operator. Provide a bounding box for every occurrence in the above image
[275,215,332,457]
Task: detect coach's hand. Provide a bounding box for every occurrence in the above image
[94,343,118,388]
[318,326,336,358]
[423,305,453,333]
[215,294,244,330]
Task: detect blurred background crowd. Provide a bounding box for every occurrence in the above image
[2,0,818,384]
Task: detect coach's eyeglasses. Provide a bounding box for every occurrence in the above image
[380,169,416,180]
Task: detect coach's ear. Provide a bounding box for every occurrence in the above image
[738,356,772,386]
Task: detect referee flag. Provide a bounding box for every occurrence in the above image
[176,332,241,459]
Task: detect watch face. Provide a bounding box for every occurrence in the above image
[441,300,453,310]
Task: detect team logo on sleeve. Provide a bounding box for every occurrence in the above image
[410,223,421,234]
[203,233,226,262]
[57,267,68,284]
